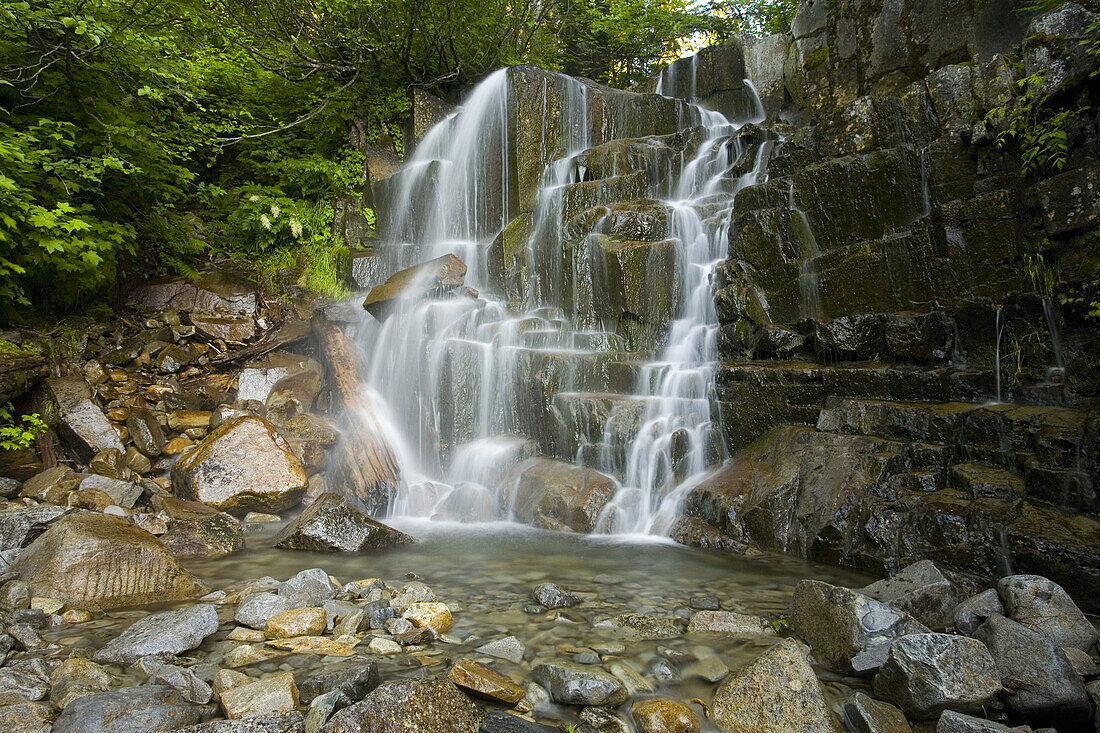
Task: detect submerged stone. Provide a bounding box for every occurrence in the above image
[274,493,415,553]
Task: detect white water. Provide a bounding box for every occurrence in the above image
[347,67,771,535]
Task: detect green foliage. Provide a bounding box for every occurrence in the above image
[984,73,1088,177]
[708,0,799,36]
[0,403,45,451]
[1061,262,1100,321]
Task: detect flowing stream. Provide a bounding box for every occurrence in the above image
[348,67,770,536]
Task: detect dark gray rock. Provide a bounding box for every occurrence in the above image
[952,589,1004,636]
[843,691,911,733]
[0,477,22,500]
[872,633,1000,719]
[93,604,219,665]
[479,710,561,733]
[577,706,631,733]
[972,615,1091,729]
[279,568,337,606]
[45,376,124,461]
[862,560,959,630]
[0,505,71,551]
[787,579,929,674]
[297,663,380,706]
[128,407,166,457]
[996,575,1098,652]
[689,593,721,610]
[138,659,213,704]
[531,582,578,609]
[531,662,627,707]
[323,676,482,733]
[176,713,305,733]
[935,711,1032,732]
[274,494,415,553]
[52,685,209,733]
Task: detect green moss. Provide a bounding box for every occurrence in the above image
[804,45,831,71]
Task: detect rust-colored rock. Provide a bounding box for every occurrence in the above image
[448,659,524,705]
[362,254,467,320]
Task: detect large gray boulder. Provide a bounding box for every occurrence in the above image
[972,615,1092,729]
[787,579,929,674]
[323,676,482,732]
[235,592,294,630]
[171,416,308,515]
[274,493,415,553]
[503,457,617,534]
[52,686,209,733]
[711,638,841,733]
[93,604,219,665]
[531,662,628,707]
[996,575,1098,652]
[952,589,1004,636]
[44,376,124,461]
[872,633,1000,720]
[12,512,207,610]
[862,560,959,630]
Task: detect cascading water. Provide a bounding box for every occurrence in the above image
[348,65,772,535]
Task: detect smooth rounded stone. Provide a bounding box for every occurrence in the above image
[324,676,483,733]
[0,666,49,701]
[787,580,929,674]
[711,639,841,733]
[682,655,727,683]
[221,672,299,719]
[531,662,627,707]
[171,416,308,515]
[531,583,578,609]
[688,594,720,611]
[266,607,327,639]
[862,561,959,630]
[127,407,166,457]
[842,692,911,733]
[93,604,219,665]
[403,602,453,633]
[279,568,337,606]
[0,701,51,733]
[52,685,208,733]
[389,581,434,612]
[686,610,772,635]
[935,711,1033,732]
[607,660,653,694]
[872,633,1000,720]
[476,635,525,663]
[648,658,680,683]
[139,659,214,704]
[972,615,1092,728]
[176,712,306,733]
[50,656,115,709]
[631,698,700,733]
[448,658,524,705]
[12,512,207,610]
[238,593,295,630]
[996,575,1098,652]
[368,636,401,655]
[297,663,380,706]
[274,494,415,553]
[479,710,560,733]
[162,498,245,560]
[952,589,1004,636]
[574,652,600,665]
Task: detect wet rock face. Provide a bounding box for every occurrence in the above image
[323,676,482,733]
[273,493,415,553]
[12,512,207,610]
[871,633,1000,720]
[171,416,308,515]
[504,457,617,533]
[363,254,469,320]
[129,271,259,316]
[711,638,840,733]
[861,560,959,630]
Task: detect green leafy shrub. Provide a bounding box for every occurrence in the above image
[984,73,1088,177]
[0,403,45,451]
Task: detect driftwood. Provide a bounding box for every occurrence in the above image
[209,319,311,365]
[312,315,404,515]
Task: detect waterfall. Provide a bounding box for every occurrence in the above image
[349,65,771,534]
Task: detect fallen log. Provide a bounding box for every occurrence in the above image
[311,315,404,515]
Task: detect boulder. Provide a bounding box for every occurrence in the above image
[220,672,299,719]
[952,589,1004,636]
[531,582,578,609]
[273,493,415,553]
[996,575,1098,652]
[171,416,308,515]
[78,475,143,509]
[236,353,322,407]
[448,659,525,705]
[12,513,207,610]
[44,376,124,461]
[631,698,700,733]
[52,686,209,733]
[323,676,482,732]
[93,604,219,665]
[0,504,71,551]
[130,271,259,316]
[972,615,1092,729]
[265,607,327,639]
[296,663,380,706]
[862,561,959,630]
[787,580,929,674]
[236,592,294,630]
[50,656,115,710]
[139,660,213,704]
[21,466,82,504]
[189,314,258,345]
[161,497,244,560]
[363,254,468,320]
[872,633,1000,720]
[934,711,1032,732]
[531,662,627,707]
[504,457,617,533]
[277,568,337,606]
[0,701,52,733]
[711,638,841,733]
[842,692,911,733]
